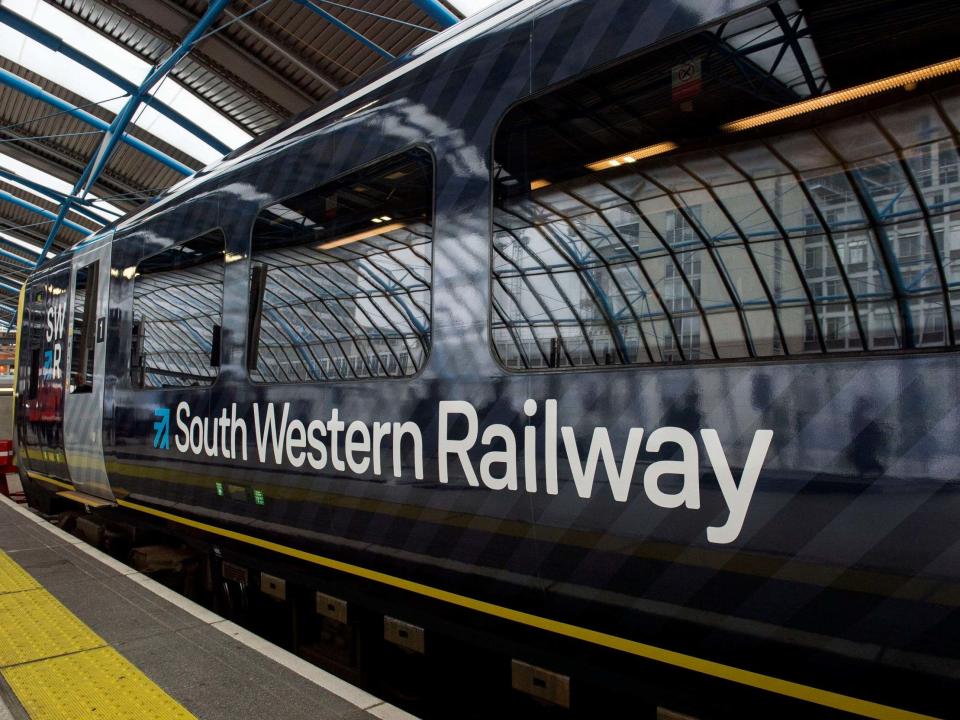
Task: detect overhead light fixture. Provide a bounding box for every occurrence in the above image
[530,179,551,190]
[318,222,406,251]
[722,55,960,132]
[585,141,679,172]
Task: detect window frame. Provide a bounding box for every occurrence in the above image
[68,259,99,394]
[244,143,437,386]
[129,226,228,391]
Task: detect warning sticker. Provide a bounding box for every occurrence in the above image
[672,58,702,102]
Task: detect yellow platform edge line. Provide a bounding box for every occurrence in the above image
[2,646,195,720]
[0,550,40,594]
[111,495,940,720]
[0,589,104,667]
[0,543,196,719]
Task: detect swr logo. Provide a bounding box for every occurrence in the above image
[153,407,170,449]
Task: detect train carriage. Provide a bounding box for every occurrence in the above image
[13,1,960,717]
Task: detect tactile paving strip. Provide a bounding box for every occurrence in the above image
[0,542,197,719]
[3,646,195,720]
[0,589,103,666]
[0,550,39,594]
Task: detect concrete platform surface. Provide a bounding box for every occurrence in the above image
[0,494,416,720]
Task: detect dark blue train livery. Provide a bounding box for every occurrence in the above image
[13,1,960,717]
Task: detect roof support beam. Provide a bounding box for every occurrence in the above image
[80,0,230,195]
[0,220,47,248]
[221,8,341,93]
[0,214,50,240]
[0,168,112,226]
[294,0,395,60]
[0,279,22,294]
[0,6,232,155]
[0,130,141,213]
[767,4,819,97]
[0,189,91,235]
[0,246,32,267]
[0,67,193,176]
[409,0,458,28]
[37,0,230,266]
[100,0,320,116]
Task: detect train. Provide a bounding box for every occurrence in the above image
[12,0,960,717]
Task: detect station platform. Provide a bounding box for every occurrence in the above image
[0,494,414,720]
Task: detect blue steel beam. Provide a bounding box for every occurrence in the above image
[0,67,192,176]
[0,168,113,226]
[37,0,230,265]
[0,225,45,251]
[0,305,15,334]
[0,189,91,235]
[0,280,22,294]
[293,0,395,60]
[0,233,38,254]
[0,7,231,156]
[409,0,458,28]
[0,246,33,267]
[79,0,231,196]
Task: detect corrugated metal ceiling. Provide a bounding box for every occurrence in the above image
[0,0,459,319]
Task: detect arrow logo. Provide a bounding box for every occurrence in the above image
[153,407,170,449]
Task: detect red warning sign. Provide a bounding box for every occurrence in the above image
[672,58,702,102]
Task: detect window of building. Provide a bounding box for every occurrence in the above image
[939,142,959,186]
[847,240,867,266]
[131,229,225,388]
[247,148,433,383]
[897,233,924,262]
[804,244,824,277]
[491,0,960,369]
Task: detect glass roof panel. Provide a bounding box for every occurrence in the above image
[0,149,124,218]
[1,0,252,163]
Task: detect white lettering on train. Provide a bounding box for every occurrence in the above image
[43,299,66,380]
[167,399,773,544]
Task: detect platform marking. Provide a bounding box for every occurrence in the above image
[0,551,39,595]
[0,495,416,720]
[4,646,194,720]
[113,497,940,720]
[0,548,195,720]
[0,589,102,666]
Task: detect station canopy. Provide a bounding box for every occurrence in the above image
[0,0,498,332]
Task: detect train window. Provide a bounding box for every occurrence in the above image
[131,229,225,388]
[69,261,98,393]
[492,0,960,368]
[247,148,433,383]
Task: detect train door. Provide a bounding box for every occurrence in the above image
[15,268,71,479]
[62,240,113,500]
